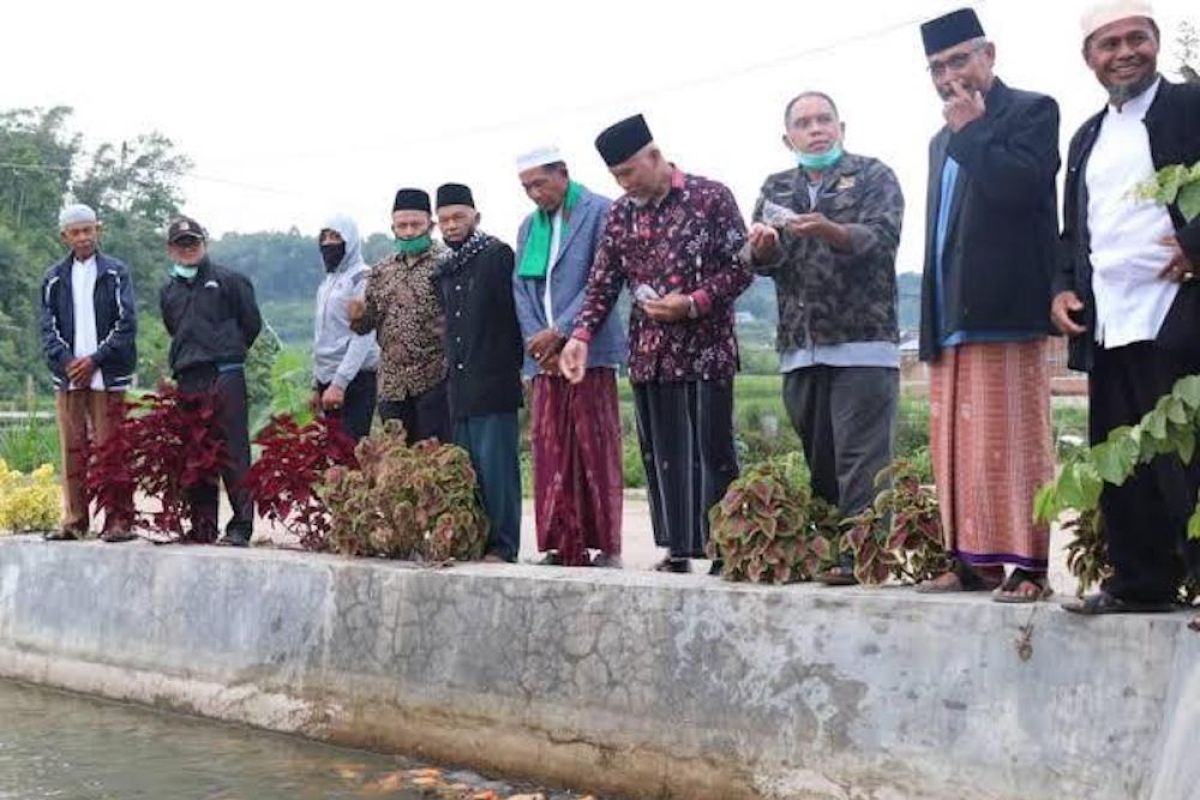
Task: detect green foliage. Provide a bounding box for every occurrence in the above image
[842,459,948,585]
[708,453,842,584]
[0,418,59,475]
[323,421,488,562]
[1036,374,1200,542]
[1137,161,1200,223]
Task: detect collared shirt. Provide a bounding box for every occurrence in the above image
[1085,78,1177,349]
[70,256,105,390]
[542,210,564,323]
[751,152,904,362]
[574,169,751,383]
[935,156,1042,348]
[352,243,449,402]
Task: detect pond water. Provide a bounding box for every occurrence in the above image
[0,678,598,800]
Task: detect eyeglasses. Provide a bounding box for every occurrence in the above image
[928,44,985,78]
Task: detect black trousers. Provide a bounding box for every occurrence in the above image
[782,366,899,518]
[177,365,254,542]
[378,380,451,446]
[317,370,377,441]
[1091,342,1200,602]
[633,380,739,559]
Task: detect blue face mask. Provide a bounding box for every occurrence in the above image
[796,143,844,172]
[171,263,198,280]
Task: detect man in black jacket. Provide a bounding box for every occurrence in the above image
[39,203,137,541]
[434,183,524,562]
[1053,3,1200,614]
[160,216,263,546]
[915,8,1060,602]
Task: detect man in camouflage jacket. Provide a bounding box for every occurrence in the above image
[748,91,904,584]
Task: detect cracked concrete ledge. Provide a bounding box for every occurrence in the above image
[0,536,1196,800]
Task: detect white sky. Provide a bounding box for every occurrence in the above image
[1,0,1195,272]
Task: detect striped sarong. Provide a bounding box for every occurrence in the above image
[929,340,1053,571]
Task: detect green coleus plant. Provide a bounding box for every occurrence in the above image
[708,453,843,584]
[842,459,949,586]
[322,421,488,562]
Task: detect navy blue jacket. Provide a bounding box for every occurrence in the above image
[40,252,138,390]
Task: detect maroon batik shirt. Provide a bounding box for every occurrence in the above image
[572,169,752,383]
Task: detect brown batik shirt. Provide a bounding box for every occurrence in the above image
[352,242,448,402]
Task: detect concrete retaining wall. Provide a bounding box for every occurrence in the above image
[0,537,1196,800]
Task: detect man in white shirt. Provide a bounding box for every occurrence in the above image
[1053,1,1200,613]
[39,204,138,541]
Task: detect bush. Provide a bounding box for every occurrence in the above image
[0,460,60,533]
[0,417,60,474]
[708,453,842,584]
[244,415,359,550]
[842,459,948,585]
[323,421,488,562]
[88,386,227,540]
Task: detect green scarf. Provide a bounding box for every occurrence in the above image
[517,181,582,279]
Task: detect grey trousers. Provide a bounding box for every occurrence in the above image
[782,366,899,518]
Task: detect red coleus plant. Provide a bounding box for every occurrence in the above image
[243,414,358,551]
[88,383,228,540]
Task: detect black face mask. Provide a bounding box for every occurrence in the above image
[320,242,346,272]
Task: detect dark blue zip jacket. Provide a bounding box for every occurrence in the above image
[40,251,138,390]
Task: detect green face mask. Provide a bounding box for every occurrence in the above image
[394,234,432,255]
[796,143,844,172]
[171,263,198,280]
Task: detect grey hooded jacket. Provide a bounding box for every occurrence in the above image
[312,214,380,389]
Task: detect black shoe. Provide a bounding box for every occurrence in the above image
[43,528,83,541]
[216,533,251,548]
[708,558,724,576]
[654,556,691,573]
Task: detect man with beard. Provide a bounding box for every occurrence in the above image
[914,8,1060,602]
[349,189,450,445]
[435,183,524,563]
[312,214,379,440]
[1053,1,1200,615]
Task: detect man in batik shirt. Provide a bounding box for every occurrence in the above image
[561,114,753,574]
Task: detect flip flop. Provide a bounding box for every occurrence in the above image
[916,560,1002,594]
[1063,591,1175,615]
[993,568,1053,604]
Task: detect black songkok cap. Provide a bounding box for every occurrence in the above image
[435,183,474,209]
[595,114,654,168]
[393,188,431,214]
[920,8,986,57]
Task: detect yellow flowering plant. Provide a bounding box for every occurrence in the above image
[0,459,61,534]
